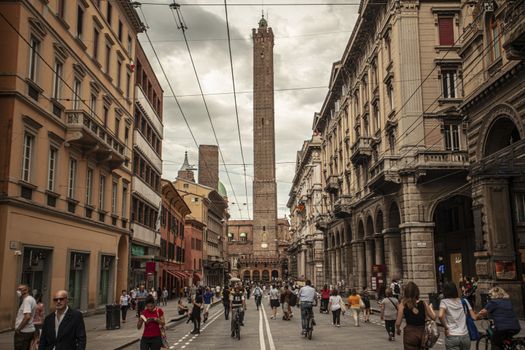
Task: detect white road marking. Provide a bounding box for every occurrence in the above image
[259,304,267,350]
[261,302,276,350]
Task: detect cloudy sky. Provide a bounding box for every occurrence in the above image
[137,1,359,219]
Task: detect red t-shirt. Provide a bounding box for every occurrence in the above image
[141,308,164,337]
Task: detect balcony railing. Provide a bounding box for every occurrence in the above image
[333,195,352,218]
[413,150,469,170]
[502,0,525,60]
[324,175,340,193]
[314,214,331,231]
[66,110,126,169]
[368,155,401,191]
[350,136,373,165]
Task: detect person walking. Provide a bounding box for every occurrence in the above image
[391,279,401,300]
[328,289,343,327]
[162,288,169,306]
[380,288,399,341]
[269,284,280,319]
[137,295,165,350]
[347,289,363,327]
[39,290,86,350]
[320,284,330,314]
[298,280,317,335]
[253,284,263,311]
[222,286,231,320]
[14,284,36,350]
[190,291,203,334]
[120,290,130,323]
[361,287,371,323]
[395,281,436,350]
[136,285,148,318]
[202,287,213,323]
[33,294,45,336]
[438,282,477,350]
[281,285,292,321]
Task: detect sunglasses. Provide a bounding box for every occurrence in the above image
[53,297,67,302]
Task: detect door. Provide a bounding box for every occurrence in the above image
[449,252,463,286]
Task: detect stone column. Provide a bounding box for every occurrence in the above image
[400,222,436,296]
[383,228,402,283]
[331,249,337,285]
[374,234,385,265]
[365,238,375,289]
[352,240,366,289]
[335,247,341,283]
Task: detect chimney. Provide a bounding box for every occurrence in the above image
[198,145,219,190]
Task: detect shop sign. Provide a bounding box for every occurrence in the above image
[495,260,516,280]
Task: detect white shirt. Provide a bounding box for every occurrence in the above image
[440,298,471,336]
[120,295,129,306]
[329,295,342,311]
[269,288,280,300]
[55,306,69,338]
[298,286,316,302]
[15,295,36,333]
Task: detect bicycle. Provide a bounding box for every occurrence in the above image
[476,319,525,350]
[303,305,314,340]
[231,307,242,340]
[255,295,262,310]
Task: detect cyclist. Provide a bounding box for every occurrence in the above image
[477,287,521,350]
[298,280,316,335]
[253,284,263,311]
[230,285,246,337]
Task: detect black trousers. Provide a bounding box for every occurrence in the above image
[332,309,341,325]
[140,336,162,350]
[192,316,201,332]
[121,305,128,320]
[385,320,396,337]
[224,303,230,319]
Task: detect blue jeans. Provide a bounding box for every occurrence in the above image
[300,302,314,331]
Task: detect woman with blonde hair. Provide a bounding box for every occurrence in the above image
[477,287,520,350]
[395,281,436,350]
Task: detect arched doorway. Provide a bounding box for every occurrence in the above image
[252,270,260,282]
[433,195,475,290]
[483,116,520,157]
[116,235,128,298]
[271,270,279,280]
[386,202,402,281]
[262,270,270,283]
[243,270,251,282]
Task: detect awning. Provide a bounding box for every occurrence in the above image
[166,269,190,280]
[193,272,202,282]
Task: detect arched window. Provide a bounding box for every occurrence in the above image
[240,232,247,243]
[227,232,233,242]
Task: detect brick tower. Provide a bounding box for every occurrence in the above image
[252,15,278,256]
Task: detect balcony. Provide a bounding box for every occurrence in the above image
[368,155,401,192]
[502,0,525,60]
[131,223,159,247]
[410,150,469,180]
[350,136,373,165]
[314,214,331,231]
[132,176,161,206]
[134,130,162,171]
[333,195,352,219]
[135,85,163,135]
[65,110,126,169]
[324,175,340,194]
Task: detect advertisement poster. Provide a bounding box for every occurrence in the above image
[495,260,516,280]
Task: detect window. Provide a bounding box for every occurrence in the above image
[106,3,112,25]
[438,17,454,46]
[122,182,128,219]
[240,232,247,243]
[57,0,65,18]
[105,44,111,74]
[76,5,84,39]
[68,158,77,198]
[28,36,40,82]
[127,35,132,55]
[228,233,233,242]
[442,70,458,99]
[115,117,120,138]
[103,105,109,126]
[99,175,106,210]
[111,180,118,214]
[373,102,380,131]
[386,82,394,111]
[388,132,395,155]
[90,94,97,115]
[117,60,122,90]
[93,28,100,61]
[22,133,34,182]
[86,167,93,205]
[73,79,81,109]
[47,147,58,191]
[489,16,501,62]
[516,193,525,223]
[124,126,129,145]
[118,20,123,42]
[126,72,131,99]
[444,123,460,151]
[52,61,63,99]
[384,33,392,63]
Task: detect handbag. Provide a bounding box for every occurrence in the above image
[156,308,169,349]
[461,298,480,341]
[422,319,440,348]
[359,297,365,309]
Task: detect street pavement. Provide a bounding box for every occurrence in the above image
[122,296,477,350]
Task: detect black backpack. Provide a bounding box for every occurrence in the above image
[289,292,297,307]
[394,283,400,295]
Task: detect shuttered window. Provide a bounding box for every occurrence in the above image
[438,17,454,45]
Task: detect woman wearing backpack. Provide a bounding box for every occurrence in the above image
[438,282,478,350]
[395,281,436,350]
[380,288,399,341]
[361,287,371,323]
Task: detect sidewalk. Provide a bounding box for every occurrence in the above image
[0,298,221,350]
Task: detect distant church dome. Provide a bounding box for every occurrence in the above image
[218,181,228,198]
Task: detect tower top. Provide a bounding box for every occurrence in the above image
[258,13,268,28]
[180,151,191,171]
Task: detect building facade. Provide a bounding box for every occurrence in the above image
[293,0,525,314]
[0,0,142,330]
[159,179,190,297]
[129,41,164,289]
[287,136,324,286]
